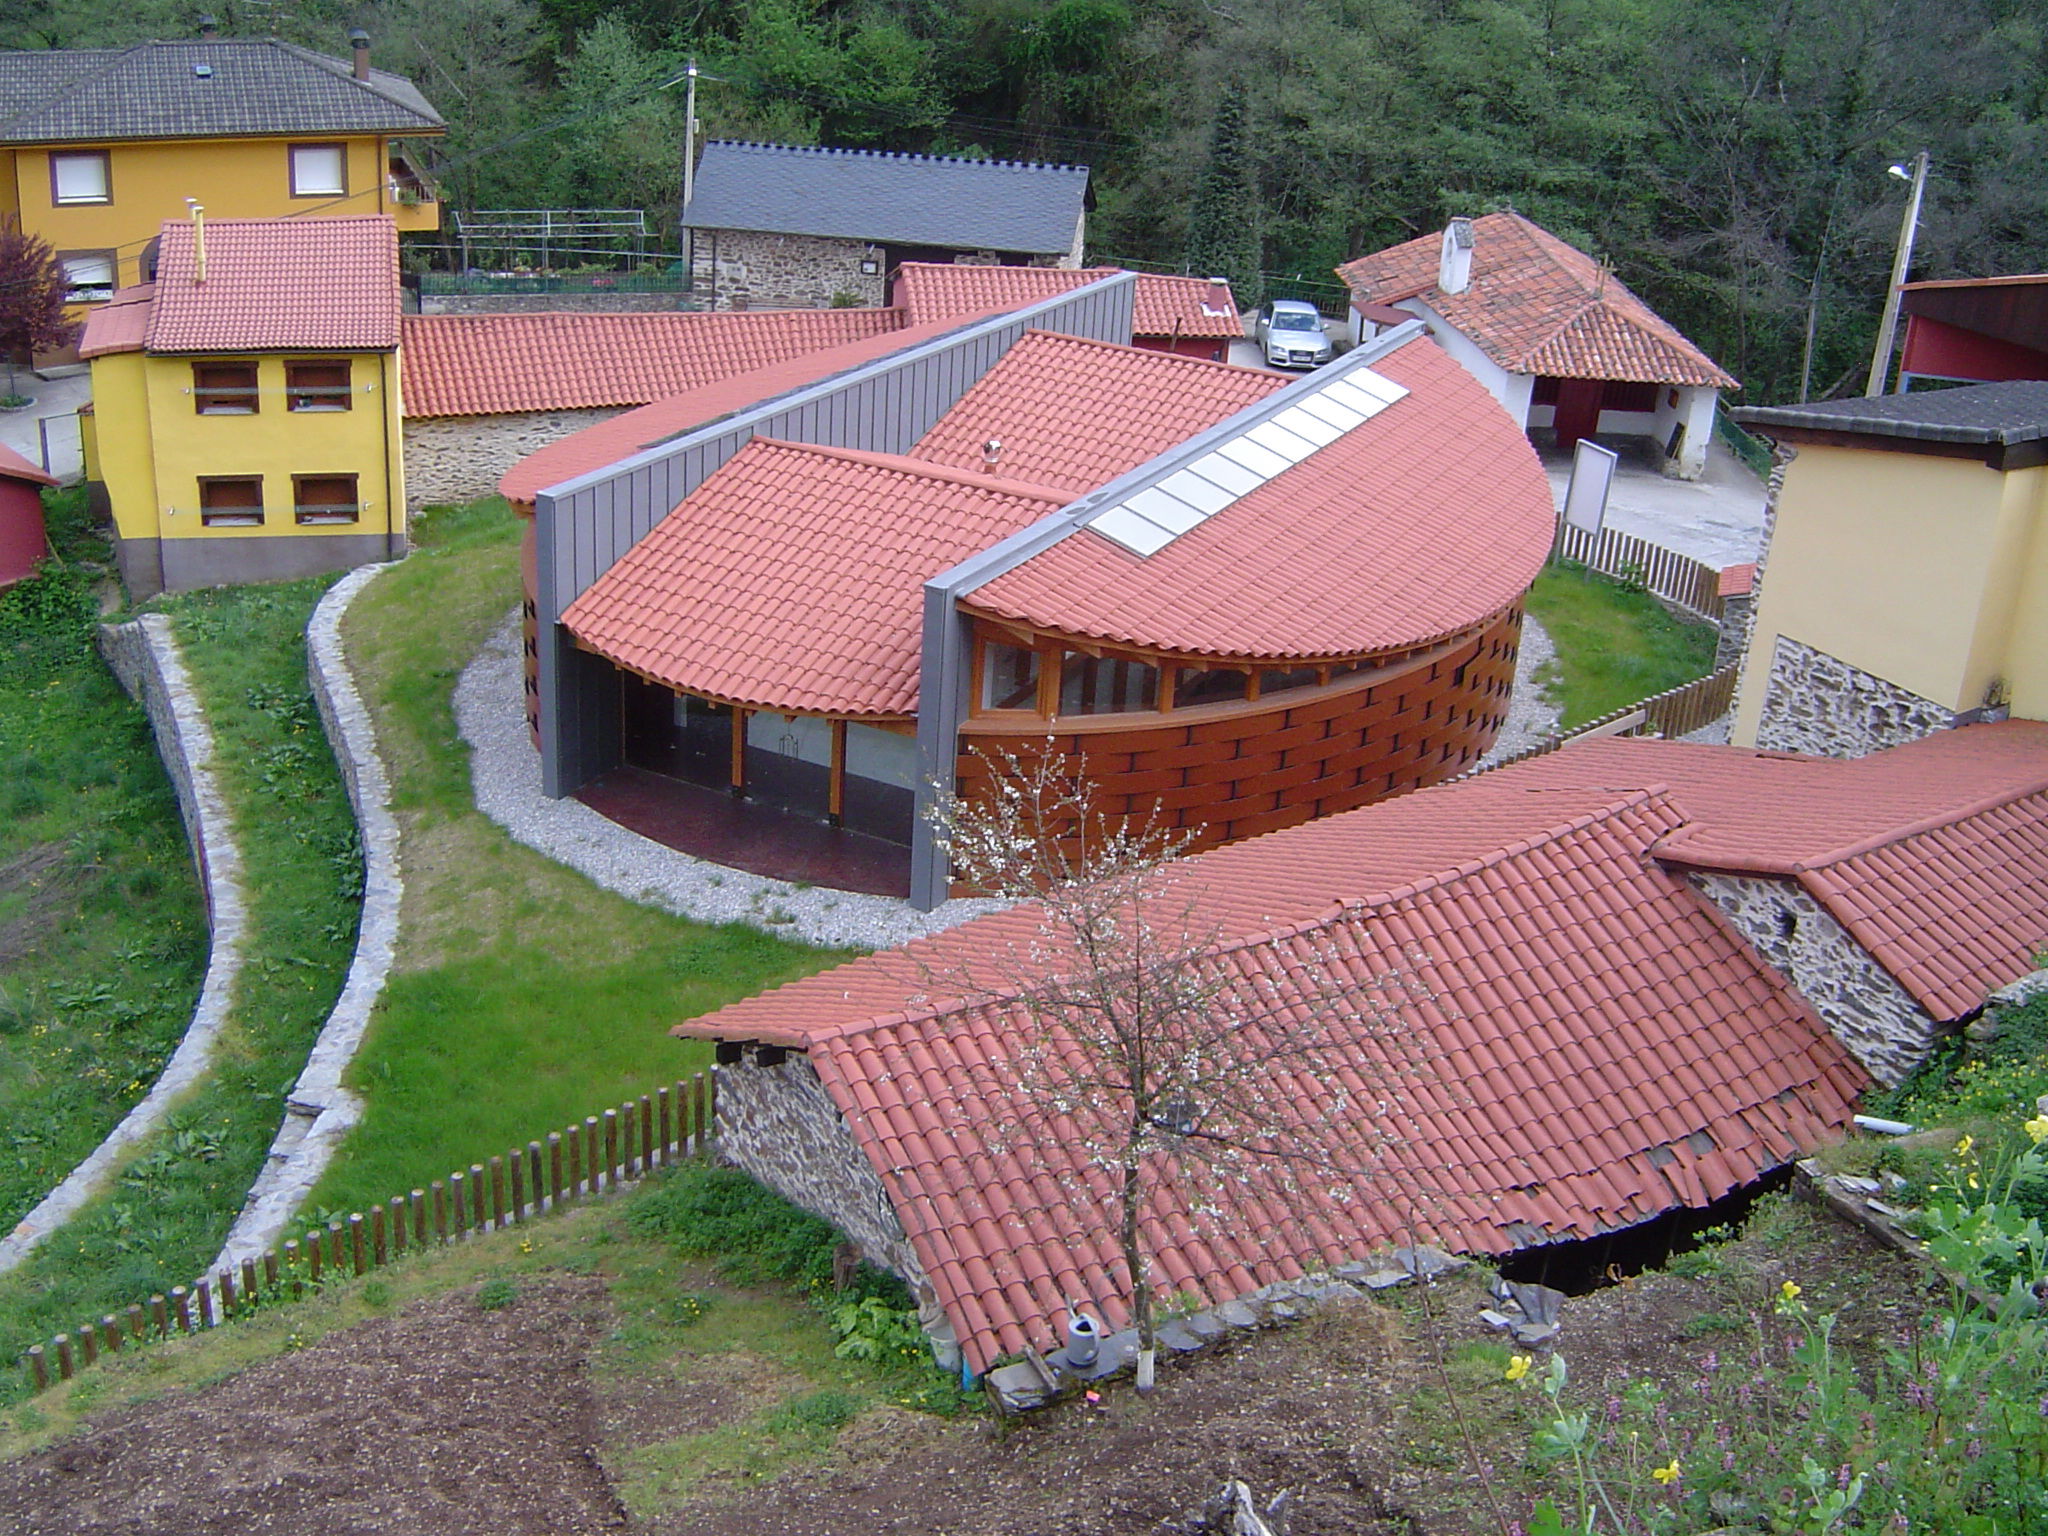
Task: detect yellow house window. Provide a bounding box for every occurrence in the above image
[289,143,347,197]
[193,361,260,414]
[50,150,110,205]
[199,476,265,527]
[293,474,360,525]
[286,359,352,411]
[58,250,116,303]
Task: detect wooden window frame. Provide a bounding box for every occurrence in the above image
[288,142,349,198]
[198,476,265,528]
[285,358,353,412]
[192,360,261,415]
[56,249,117,303]
[976,636,1042,713]
[49,149,111,206]
[292,472,361,526]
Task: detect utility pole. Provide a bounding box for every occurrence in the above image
[682,58,700,211]
[1865,150,1929,398]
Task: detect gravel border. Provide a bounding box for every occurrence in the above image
[1476,612,1563,767]
[0,617,251,1276]
[456,613,999,950]
[211,564,405,1272]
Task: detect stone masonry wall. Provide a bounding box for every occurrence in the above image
[1691,872,1938,1085]
[689,230,883,311]
[1753,635,1961,758]
[714,1051,935,1307]
[402,409,619,512]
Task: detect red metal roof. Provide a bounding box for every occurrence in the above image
[893,262,1245,341]
[911,330,1285,494]
[1493,723,2048,1021]
[970,335,1554,659]
[77,283,154,359]
[144,216,398,353]
[676,779,1863,1372]
[1336,213,1737,389]
[399,308,908,417]
[560,439,1066,716]
[497,313,984,506]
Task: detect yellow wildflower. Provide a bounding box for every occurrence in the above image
[2024,1116,2048,1146]
[1780,1279,1801,1302]
[1653,1459,1681,1486]
[1505,1354,1532,1382]
[1955,1133,1975,1158]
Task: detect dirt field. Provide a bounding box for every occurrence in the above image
[0,1203,1931,1536]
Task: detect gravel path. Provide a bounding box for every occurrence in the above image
[455,614,1000,951]
[1478,612,1563,766]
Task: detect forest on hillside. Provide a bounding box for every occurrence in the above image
[7,0,2047,403]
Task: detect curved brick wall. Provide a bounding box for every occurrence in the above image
[958,607,1521,855]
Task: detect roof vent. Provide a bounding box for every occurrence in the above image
[347,27,371,81]
[981,438,1003,472]
[1439,217,1475,295]
[197,14,218,39]
[1200,278,1234,318]
[193,63,213,78]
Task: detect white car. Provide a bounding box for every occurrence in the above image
[1254,300,1334,369]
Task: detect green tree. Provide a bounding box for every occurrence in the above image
[1183,74,1261,307]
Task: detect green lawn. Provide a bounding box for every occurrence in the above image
[306,498,847,1217]
[1524,561,1720,728]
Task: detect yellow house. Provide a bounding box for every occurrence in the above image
[0,29,441,360]
[80,215,405,597]
[1730,384,2048,755]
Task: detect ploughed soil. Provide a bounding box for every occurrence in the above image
[0,1208,1930,1536]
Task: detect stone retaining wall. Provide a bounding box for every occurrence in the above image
[419,293,695,315]
[688,229,887,311]
[403,409,618,511]
[0,618,250,1274]
[1753,636,1960,758]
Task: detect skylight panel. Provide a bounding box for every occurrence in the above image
[1245,418,1322,463]
[1270,404,1345,448]
[1090,504,1177,555]
[1318,378,1393,419]
[1215,436,1292,479]
[1342,368,1412,407]
[1155,467,1236,516]
[1182,451,1265,497]
[1293,393,1367,432]
[1123,485,1208,534]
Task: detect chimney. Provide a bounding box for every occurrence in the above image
[1199,277,1233,317]
[348,28,371,81]
[197,14,218,39]
[186,200,206,284]
[1439,216,1475,295]
[982,438,1003,472]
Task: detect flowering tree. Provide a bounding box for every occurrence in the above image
[930,746,1436,1390]
[0,218,76,398]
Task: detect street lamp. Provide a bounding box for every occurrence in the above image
[1865,151,1930,397]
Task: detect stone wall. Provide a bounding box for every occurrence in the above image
[403,409,619,512]
[714,1050,934,1306]
[1690,872,1937,1085]
[418,293,695,315]
[1713,591,1753,671]
[689,230,884,311]
[1753,635,1961,758]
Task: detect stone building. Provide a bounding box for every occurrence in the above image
[681,141,1089,311]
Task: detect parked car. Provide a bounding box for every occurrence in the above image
[1254,300,1335,369]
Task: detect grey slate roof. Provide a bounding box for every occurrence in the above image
[683,141,1088,255]
[0,39,442,144]
[1734,381,2048,447]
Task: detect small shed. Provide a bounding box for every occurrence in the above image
[0,441,57,587]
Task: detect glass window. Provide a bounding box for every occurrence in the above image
[1261,665,1323,695]
[1174,667,1249,708]
[290,143,347,197]
[980,641,1040,711]
[198,476,263,527]
[286,359,352,411]
[293,474,360,525]
[193,361,260,414]
[1059,653,1157,715]
[50,151,109,204]
[58,251,115,302]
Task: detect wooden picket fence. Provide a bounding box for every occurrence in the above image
[1474,663,1741,778]
[20,1071,716,1393]
[1553,521,1726,624]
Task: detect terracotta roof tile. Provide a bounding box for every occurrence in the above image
[144,216,397,353]
[893,262,1244,341]
[971,335,1554,658]
[400,308,906,417]
[0,441,56,487]
[1336,213,1736,389]
[1717,562,1756,598]
[560,438,1066,716]
[77,282,153,359]
[910,329,1284,494]
[680,781,1860,1372]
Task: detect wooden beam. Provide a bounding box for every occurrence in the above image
[828,718,847,826]
[729,708,748,796]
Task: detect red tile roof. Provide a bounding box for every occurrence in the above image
[970,334,1554,659]
[911,330,1285,494]
[1492,723,2048,1020]
[560,439,1066,716]
[1717,561,1756,598]
[893,262,1245,341]
[677,778,1863,1371]
[0,442,57,487]
[77,283,154,359]
[399,308,908,417]
[145,216,398,353]
[1336,213,1737,389]
[497,313,986,506]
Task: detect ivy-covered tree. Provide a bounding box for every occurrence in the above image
[1182,75,1261,309]
[0,217,74,399]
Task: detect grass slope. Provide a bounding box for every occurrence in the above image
[306,498,845,1217]
[1525,560,1719,728]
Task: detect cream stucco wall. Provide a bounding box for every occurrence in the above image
[1988,465,2048,721]
[1733,444,2029,744]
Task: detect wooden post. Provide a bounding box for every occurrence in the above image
[584,1117,600,1192]
[349,1214,368,1276]
[434,1178,450,1242]
[172,1286,193,1333]
[639,1095,654,1177]
[509,1151,525,1224]
[264,1252,279,1294]
[490,1157,506,1229]
[54,1336,72,1382]
[730,708,749,796]
[78,1322,97,1368]
[126,1304,145,1344]
[27,1345,47,1391]
[470,1164,488,1231]
[196,1282,214,1328]
[101,1316,122,1353]
[527,1142,544,1214]
[219,1270,238,1315]
[150,1295,168,1339]
[566,1128,582,1202]
[695,1072,711,1148]
[604,1109,619,1189]
[548,1133,564,1207]
[284,1239,303,1299]
[828,718,847,825]
[411,1188,427,1249]
[373,1203,389,1264]
[657,1086,673,1166]
[307,1233,324,1286]
[328,1222,346,1272]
